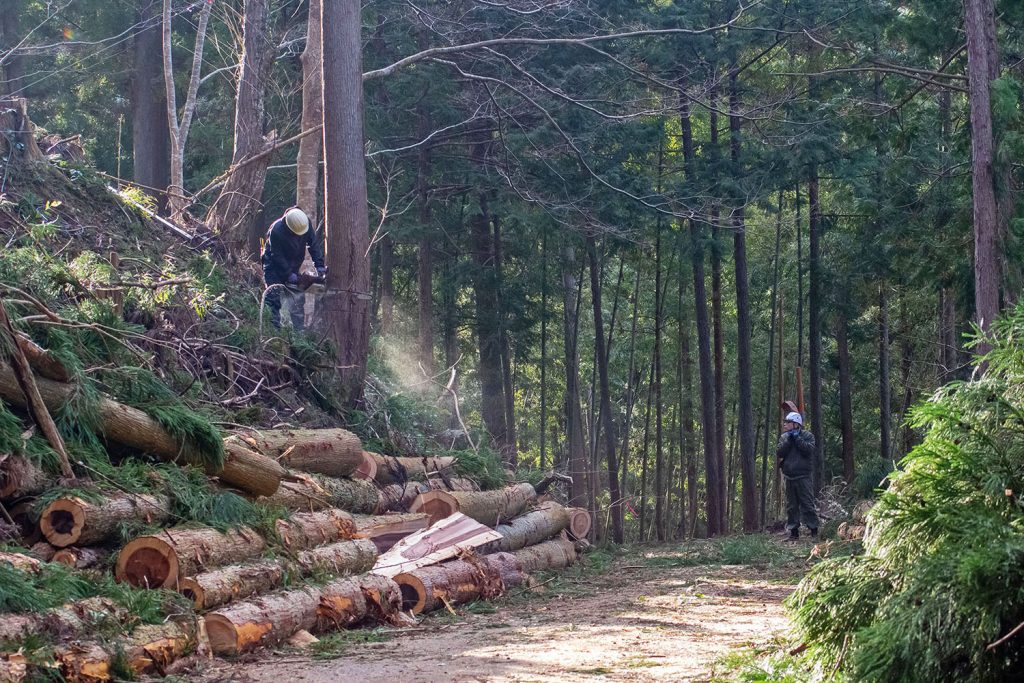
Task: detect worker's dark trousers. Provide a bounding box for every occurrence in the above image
[265,284,304,330]
[785,475,819,532]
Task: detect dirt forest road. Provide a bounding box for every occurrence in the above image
[209,542,805,683]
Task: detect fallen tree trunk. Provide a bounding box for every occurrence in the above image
[7,499,40,544]
[512,536,578,573]
[54,619,198,681]
[0,455,50,499]
[393,552,525,615]
[27,541,57,562]
[377,477,478,513]
[566,507,592,541]
[261,472,381,514]
[354,451,458,486]
[275,508,356,551]
[179,538,378,610]
[352,513,429,552]
[410,482,537,525]
[837,521,866,541]
[236,428,363,478]
[52,546,110,569]
[40,493,172,547]
[485,501,571,553]
[205,573,401,655]
[115,525,267,589]
[0,652,27,682]
[15,333,70,382]
[0,363,284,496]
[0,596,129,642]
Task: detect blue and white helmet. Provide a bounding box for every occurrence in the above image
[785,411,803,426]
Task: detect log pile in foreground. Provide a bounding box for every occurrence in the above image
[40,493,172,548]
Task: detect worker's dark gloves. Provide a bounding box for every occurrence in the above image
[788,429,799,439]
[316,267,327,276]
[287,272,299,284]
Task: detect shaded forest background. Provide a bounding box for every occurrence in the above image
[2,0,1022,542]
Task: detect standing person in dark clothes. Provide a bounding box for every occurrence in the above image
[261,208,325,330]
[776,411,820,540]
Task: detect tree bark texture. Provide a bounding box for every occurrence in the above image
[377,477,479,513]
[586,236,624,543]
[296,0,323,223]
[115,525,269,589]
[963,0,1002,342]
[470,208,511,458]
[320,0,373,405]
[0,6,25,97]
[808,168,824,492]
[207,0,278,255]
[512,536,578,573]
[54,620,196,681]
[484,501,571,553]
[0,364,284,496]
[52,546,110,570]
[837,313,855,484]
[0,454,49,499]
[205,573,401,654]
[561,244,589,506]
[236,428,364,478]
[259,472,380,514]
[410,483,537,526]
[132,0,171,210]
[878,285,892,461]
[679,90,722,536]
[393,552,525,615]
[180,538,377,610]
[355,451,457,486]
[39,493,172,547]
[275,508,357,551]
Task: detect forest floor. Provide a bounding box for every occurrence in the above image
[205,535,814,682]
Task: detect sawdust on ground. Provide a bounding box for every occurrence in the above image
[205,546,805,683]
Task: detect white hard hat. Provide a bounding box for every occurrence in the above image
[285,208,309,235]
[785,411,803,426]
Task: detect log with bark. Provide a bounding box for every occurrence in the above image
[485,501,571,553]
[410,482,537,525]
[6,499,40,544]
[115,525,267,589]
[204,573,401,655]
[54,619,198,681]
[0,454,50,499]
[0,98,45,162]
[0,596,129,643]
[179,538,378,611]
[0,651,27,682]
[275,508,356,551]
[512,536,578,573]
[392,551,526,615]
[352,513,429,552]
[14,332,70,382]
[566,507,593,541]
[39,493,172,548]
[27,541,57,562]
[354,451,458,486]
[261,472,381,514]
[372,513,502,578]
[0,364,284,496]
[0,551,39,573]
[236,428,363,478]
[837,522,866,541]
[52,546,110,569]
[377,477,478,513]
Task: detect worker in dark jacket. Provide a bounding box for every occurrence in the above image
[776,411,819,540]
[261,208,325,330]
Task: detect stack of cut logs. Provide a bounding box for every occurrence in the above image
[836,500,874,541]
[0,363,592,682]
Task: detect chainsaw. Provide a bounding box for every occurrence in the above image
[294,270,327,291]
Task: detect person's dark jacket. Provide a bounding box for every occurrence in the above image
[776,428,815,479]
[261,218,325,284]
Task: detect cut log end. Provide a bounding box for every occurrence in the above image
[393,573,427,614]
[352,451,377,481]
[203,613,251,656]
[567,507,592,540]
[39,498,87,548]
[115,537,178,589]
[178,579,205,610]
[409,490,458,525]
